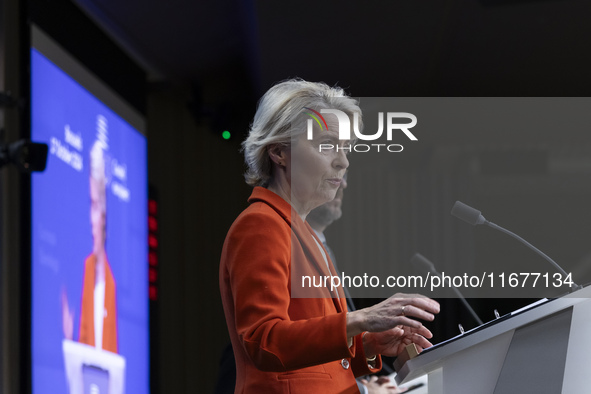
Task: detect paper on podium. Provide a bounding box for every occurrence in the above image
[63,339,126,394]
[393,343,420,372]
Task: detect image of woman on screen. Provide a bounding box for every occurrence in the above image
[219,79,440,393]
[62,139,118,353]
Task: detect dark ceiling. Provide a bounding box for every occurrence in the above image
[72,0,591,99]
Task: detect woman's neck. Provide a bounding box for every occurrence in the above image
[266,179,309,222]
[94,248,106,283]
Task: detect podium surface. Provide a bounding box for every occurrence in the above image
[63,340,126,394]
[395,286,591,394]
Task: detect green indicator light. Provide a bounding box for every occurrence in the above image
[222,130,231,140]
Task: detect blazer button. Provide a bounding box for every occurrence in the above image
[341,359,350,369]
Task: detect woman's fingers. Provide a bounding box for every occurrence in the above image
[392,316,423,330]
[412,332,433,350]
[398,304,436,322]
[388,295,440,325]
[383,316,434,338]
[415,324,433,339]
[399,295,440,315]
[363,293,440,333]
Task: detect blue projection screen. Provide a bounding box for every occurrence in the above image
[31,29,149,394]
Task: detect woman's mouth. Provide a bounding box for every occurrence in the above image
[326,178,342,187]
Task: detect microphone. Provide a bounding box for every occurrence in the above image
[451,201,486,226]
[411,253,484,325]
[411,253,438,275]
[451,201,581,291]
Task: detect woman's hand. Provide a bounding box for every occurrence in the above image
[363,325,433,358]
[61,288,74,340]
[346,293,439,356]
[360,375,407,393]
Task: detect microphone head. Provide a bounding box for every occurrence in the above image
[411,253,439,275]
[451,201,486,225]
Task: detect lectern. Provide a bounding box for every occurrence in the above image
[395,286,591,394]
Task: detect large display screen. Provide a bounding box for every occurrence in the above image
[31,27,148,394]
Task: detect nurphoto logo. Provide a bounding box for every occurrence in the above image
[304,108,418,153]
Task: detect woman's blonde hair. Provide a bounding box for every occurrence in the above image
[242,78,361,187]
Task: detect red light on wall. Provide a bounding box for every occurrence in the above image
[149,267,158,282]
[148,235,158,249]
[149,251,158,266]
[148,217,158,232]
[148,192,159,301]
[149,285,158,301]
[148,200,158,215]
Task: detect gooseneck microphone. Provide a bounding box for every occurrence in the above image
[450,201,486,226]
[451,201,581,291]
[411,253,484,325]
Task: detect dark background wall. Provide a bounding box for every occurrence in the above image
[147,85,252,393]
[2,0,591,393]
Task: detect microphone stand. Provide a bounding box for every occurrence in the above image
[485,220,582,291]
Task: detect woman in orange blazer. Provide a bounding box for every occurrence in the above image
[78,253,118,353]
[79,140,118,353]
[220,79,440,393]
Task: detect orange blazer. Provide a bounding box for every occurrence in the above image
[220,187,381,393]
[78,254,118,353]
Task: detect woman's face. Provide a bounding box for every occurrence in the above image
[90,175,106,252]
[286,116,350,215]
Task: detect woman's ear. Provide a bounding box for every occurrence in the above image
[267,144,287,167]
